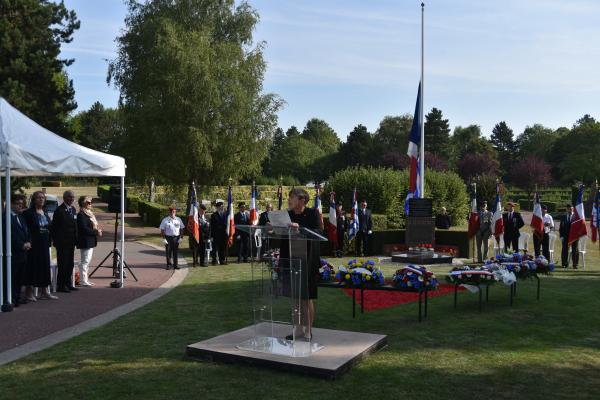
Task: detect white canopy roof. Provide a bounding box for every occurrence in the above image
[0,97,126,177]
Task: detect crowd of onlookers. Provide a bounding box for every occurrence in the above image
[6,190,102,309]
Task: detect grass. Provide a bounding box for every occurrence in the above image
[2,237,600,399]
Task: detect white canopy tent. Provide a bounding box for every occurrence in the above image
[0,97,127,311]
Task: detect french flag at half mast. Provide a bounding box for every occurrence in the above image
[467,189,479,239]
[249,183,258,225]
[592,187,599,243]
[405,82,422,215]
[568,184,588,245]
[492,183,504,238]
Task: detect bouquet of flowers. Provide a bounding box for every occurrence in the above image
[446,265,498,285]
[532,255,555,274]
[493,253,523,264]
[319,258,336,281]
[409,243,434,252]
[392,265,438,291]
[335,259,385,287]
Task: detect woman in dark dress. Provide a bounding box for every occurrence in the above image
[335,203,346,257]
[279,188,321,340]
[76,196,102,286]
[21,191,57,300]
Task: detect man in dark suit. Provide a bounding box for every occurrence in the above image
[51,190,78,292]
[559,203,579,268]
[355,200,373,256]
[10,194,31,306]
[210,200,227,265]
[258,203,273,258]
[502,201,524,253]
[234,202,250,262]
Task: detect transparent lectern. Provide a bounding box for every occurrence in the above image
[235,224,328,357]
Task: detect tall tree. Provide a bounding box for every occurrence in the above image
[490,121,515,176]
[108,0,283,184]
[552,116,600,184]
[69,101,123,153]
[285,126,300,137]
[0,0,80,138]
[301,118,341,153]
[373,114,413,154]
[449,125,497,168]
[510,156,552,199]
[515,124,560,162]
[338,124,374,169]
[424,107,450,155]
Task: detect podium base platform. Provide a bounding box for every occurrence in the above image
[186,322,387,379]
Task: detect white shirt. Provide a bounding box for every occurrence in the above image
[543,214,554,234]
[160,216,184,236]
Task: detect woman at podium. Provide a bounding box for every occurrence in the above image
[279,187,321,340]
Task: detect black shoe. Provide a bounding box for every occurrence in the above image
[243,258,248,263]
[166,264,171,270]
[68,286,79,291]
[285,334,294,341]
[174,265,180,270]
[57,286,70,293]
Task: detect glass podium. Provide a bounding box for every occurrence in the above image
[235,224,328,357]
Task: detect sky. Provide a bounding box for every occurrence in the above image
[61,0,600,140]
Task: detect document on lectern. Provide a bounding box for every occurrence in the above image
[268,210,292,227]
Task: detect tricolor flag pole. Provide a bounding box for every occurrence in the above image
[419,2,425,198]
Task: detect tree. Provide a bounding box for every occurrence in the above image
[552,117,600,184]
[301,118,340,153]
[457,153,500,182]
[69,102,123,153]
[268,136,324,183]
[0,0,80,138]
[424,108,450,155]
[337,124,374,169]
[373,114,413,157]
[108,0,283,184]
[285,126,300,137]
[515,124,559,162]
[490,121,515,176]
[510,156,552,199]
[449,125,498,168]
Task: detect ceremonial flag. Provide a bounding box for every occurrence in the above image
[492,183,504,238]
[405,82,422,215]
[328,192,338,245]
[530,191,544,238]
[314,183,324,229]
[592,187,600,243]
[277,182,283,210]
[226,185,236,247]
[186,181,200,243]
[467,189,479,238]
[249,183,258,225]
[348,188,359,241]
[568,184,588,245]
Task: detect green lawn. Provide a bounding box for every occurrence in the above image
[2,244,600,399]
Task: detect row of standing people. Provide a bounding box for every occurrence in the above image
[8,191,101,308]
[475,201,581,268]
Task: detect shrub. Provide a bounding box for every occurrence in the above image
[325,167,469,229]
[126,195,140,214]
[41,180,62,187]
[97,185,111,202]
[137,200,169,227]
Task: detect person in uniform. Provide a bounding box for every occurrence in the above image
[197,204,210,267]
[476,201,493,262]
[160,207,184,270]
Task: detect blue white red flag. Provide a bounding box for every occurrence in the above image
[249,183,258,225]
[592,188,599,243]
[328,191,338,245]
[405,82,422,215]
[467,189,479,238]
[348,188,359,240]
[568,185,588,245]
[187,181,200,243]
[314,183,324,229]
[226,185,235,247]
[492,183,504,238]
[531,192,544,238]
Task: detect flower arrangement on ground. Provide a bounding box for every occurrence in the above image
[319,258,336,281]
[446,265,498,285]
[409,243,434,252]
[335,258,385,287]
[392,265,438,291]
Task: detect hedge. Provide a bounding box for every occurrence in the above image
[97,185,111,202]
[138,200,170,227]
[41,180,62,187]
[518,200,558,213]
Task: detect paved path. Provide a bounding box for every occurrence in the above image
[0,200,185,363]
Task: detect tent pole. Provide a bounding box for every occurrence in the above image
[120,176,125,287]
[0,163,4,310]
[5,168,12,306]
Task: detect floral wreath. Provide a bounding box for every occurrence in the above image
[392,265,438,290]
[335,258,385,287]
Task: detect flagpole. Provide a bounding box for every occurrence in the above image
[419,2,425,198]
